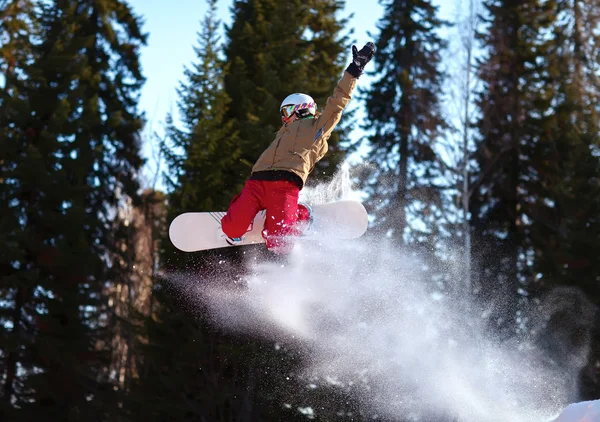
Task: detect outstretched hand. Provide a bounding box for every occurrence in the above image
[346,42,376,78]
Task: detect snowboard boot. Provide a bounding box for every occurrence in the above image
[296,202,313,235]
[220,226,244,246]
[225,236,244,246]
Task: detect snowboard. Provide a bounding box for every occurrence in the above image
[169,200,368,252]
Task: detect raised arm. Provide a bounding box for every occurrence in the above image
[313,42,376,141]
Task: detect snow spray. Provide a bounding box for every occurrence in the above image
[169,163,588,422]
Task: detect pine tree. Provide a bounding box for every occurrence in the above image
[0,0,146,418]
[470,0,550,336]
[524,0,600,398]
[0,2,38,417]
[527,0,600,303]
[159,0,245,271]
[162,0,241,216]
[223,0,350,183]
[356,0,448,245]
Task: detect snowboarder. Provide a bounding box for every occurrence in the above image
[221,41,376,254]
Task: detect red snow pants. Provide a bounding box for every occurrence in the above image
[221,180,310,254]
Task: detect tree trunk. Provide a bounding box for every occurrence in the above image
[461,0,475,295]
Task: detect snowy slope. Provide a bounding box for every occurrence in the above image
[552,400,600,421]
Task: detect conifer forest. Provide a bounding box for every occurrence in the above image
[2,0,600,421]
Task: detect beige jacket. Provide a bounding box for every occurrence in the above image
[250,71,358,187]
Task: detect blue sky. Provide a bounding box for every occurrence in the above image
[126,0,458,189]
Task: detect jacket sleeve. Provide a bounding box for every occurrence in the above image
[312,71,358,145]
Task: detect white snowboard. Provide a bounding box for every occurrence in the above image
[169,200,368,252]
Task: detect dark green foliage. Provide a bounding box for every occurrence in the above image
[523,0,600,398]
[469,0,547,335]
[356,0,448,244]
[162,0,241,216]
[160,0,244,270]
[0,2,39,416]
[525,0,600,304]
[472,1,600,399]
[0,0,146,418]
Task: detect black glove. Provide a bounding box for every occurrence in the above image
[346,42,376,78]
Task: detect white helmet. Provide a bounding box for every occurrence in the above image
[280,93,317,121]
